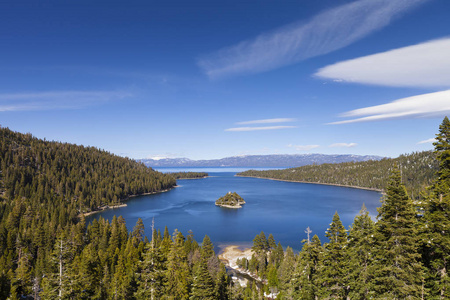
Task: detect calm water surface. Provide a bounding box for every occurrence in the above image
[87,170,382,251]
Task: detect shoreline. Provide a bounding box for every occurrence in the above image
[215,203,242,209]
[218,245,262,286]
[235,175,383,193]
[80,186,176,217]
[175,176,209,180]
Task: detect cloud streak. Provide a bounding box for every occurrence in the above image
[316,38,450,88]
[0,90,132,112]
[287,144,320,151]
[329,90,450,124]
[225,126,297,132]
[198,0,429,78]
[237,118,297,125]
[329,143,358,148]
[417,138,436,144]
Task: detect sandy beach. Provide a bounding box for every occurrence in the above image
[218,245,254,269]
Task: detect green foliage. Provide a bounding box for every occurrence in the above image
[190,259,216,300]
[168,172,208,180]
[215,192,246,207]
[420,116,450,298]
[347,204,375,299]
[319,212,349,299]
[238,150,437,200]
[370,167,424,299]
[4,118,450,299]
[292,235,323,300]
[0,127,231,299]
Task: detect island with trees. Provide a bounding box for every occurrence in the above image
[215,192,246,208]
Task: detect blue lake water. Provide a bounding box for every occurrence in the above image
[87,170,382,251]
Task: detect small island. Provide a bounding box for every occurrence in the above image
[215,192,246,208]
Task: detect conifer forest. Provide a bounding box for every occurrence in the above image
[1,117,450,299]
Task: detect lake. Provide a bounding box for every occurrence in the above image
[86,169,382,251]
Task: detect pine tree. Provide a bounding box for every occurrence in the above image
[40,234,76,300]
[319,212,349,299]
[252,231,268,253]
[214,263,230,300]
[293,234,323,300]
[201,235,215,260]
[421,116,450,298]
[135,241,166,299]
[277,246,296,299]
[371,167,424,299]
[165,230,190,299]
[10,247,32,299]
[267,234,276,250]
[190,259,216,300]
[347,204,375,299]
[131,218,145,243]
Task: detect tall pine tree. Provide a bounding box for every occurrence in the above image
[319,212,349,299]
[421,116,450,298]
[371,167,424,299]
[347,204,375,299]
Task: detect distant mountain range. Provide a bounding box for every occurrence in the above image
[139,154,384,168]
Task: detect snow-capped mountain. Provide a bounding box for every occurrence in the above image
[139,154,383,168]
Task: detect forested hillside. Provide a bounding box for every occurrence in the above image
[0,127,176,214]
[238,151,437,199]
[168,171,208,180]
[1,117,450,299]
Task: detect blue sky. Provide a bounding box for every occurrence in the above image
[1,0,449,160]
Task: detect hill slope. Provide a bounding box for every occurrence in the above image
[0,127,176,215]
[238,151,437,199]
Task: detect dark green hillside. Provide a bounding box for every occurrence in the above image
[0,127,176,215]
[168,171,208,180]
[238,151,437,199]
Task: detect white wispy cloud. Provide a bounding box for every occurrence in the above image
[417,138,436,144]
[198,0,429,78]
[316,38,450,88]
[288,144,320,151]
[237,118,297,125]
[329,143,358,148]
[329,90,450,125]
[0,90,132,112]
[225,126,297,132]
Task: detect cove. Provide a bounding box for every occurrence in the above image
[86,170,382,251]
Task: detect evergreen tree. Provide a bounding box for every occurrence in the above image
[319,212,349,299]
[165,231,190,299]
[421,116,450,298]
[293,234,323,300]
[132,218,145,243]
[252,231,268,253]
[190,259,216,300]
[40,234,76,300]
[347,204,375,299]
[201,235,215,260]
[371,167,424,299]
[214,263,230,300]
[267,234,276,250]
[135,241,166,300]
[277,246,296,299]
